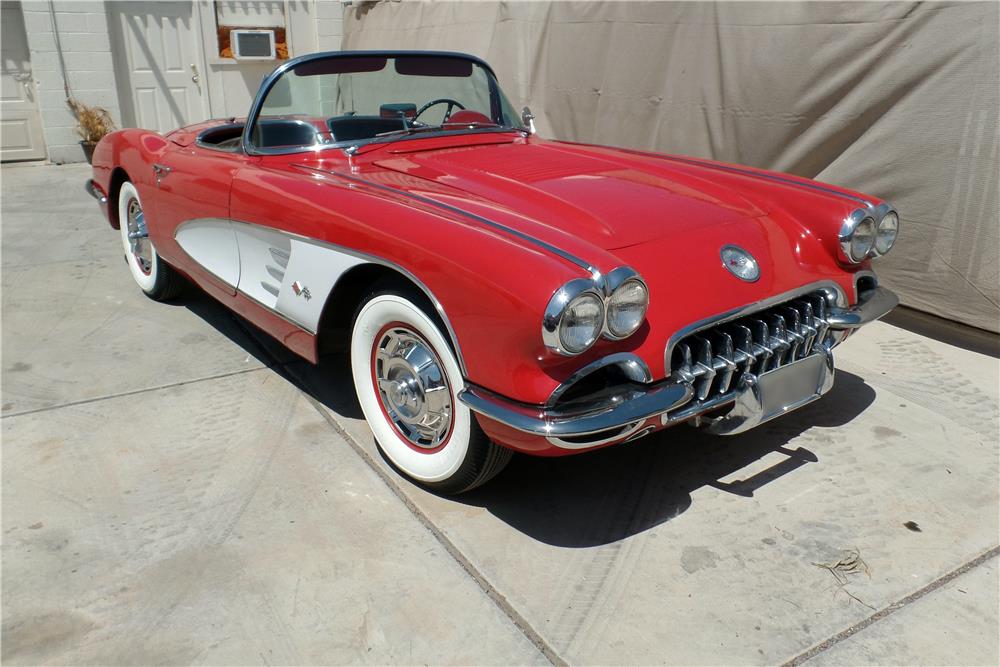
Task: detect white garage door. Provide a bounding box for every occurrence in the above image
[1,1,47,162]
[107,1,208,132]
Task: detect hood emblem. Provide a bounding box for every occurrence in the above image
[720,245,760,282]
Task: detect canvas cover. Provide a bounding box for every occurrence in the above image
[343,1,999,332]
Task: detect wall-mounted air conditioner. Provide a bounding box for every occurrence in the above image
[231,29,277,60]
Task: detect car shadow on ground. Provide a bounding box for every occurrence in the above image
[180,286,877,547]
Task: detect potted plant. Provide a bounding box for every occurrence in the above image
[67,98,115,164]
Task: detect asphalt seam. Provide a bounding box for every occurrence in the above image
[783,544,1000,666]
[1,366,270,419]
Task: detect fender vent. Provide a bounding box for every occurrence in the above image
[669,291,834,402]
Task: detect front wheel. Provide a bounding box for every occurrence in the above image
[350,288,511,494]
[118,181,182,301]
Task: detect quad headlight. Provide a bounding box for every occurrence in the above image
[543,268,649,355]
[605,275,649,339]
[874,210,899,255]
[839,204,899,264]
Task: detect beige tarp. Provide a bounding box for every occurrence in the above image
[343,1,1000,332]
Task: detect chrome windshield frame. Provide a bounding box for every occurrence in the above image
[241,50,518,156]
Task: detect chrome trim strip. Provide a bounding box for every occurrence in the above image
[458,381,693,441]
[85,179,107,204]
[663,280,847,376]
[174,217,469,375]
[546,352,653,407]
[659,155,874,207]
[295,164,598,275]
[555,141,876,207]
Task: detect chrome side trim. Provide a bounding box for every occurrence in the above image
[174,217,469,375]
[295,164,598,276]
[663,281,847,376]
[546,352,653,407]
[85,179,107,204]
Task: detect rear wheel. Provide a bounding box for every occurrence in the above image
[118,181,182,301]
[350,287,511,494]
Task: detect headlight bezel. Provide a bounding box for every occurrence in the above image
[543,267,649,356]
[542,278,607,355]
[839,203,898,264]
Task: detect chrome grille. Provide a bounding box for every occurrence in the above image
[669,292,833,401]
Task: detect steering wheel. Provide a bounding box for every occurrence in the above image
[414,98,466,124]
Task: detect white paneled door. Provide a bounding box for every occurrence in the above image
[108,1,207,132]
[1,1,46,161]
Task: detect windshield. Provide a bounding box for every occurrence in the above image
[247,53,524,153]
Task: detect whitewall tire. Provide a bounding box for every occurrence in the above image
[118,181,182,300]
[350,288,511,494]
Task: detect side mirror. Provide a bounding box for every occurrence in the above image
[521,106,536,135]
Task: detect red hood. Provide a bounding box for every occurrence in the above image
[368,138,770,250]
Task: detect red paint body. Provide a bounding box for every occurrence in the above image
[92,118,879,456]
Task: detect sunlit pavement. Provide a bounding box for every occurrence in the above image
[3,162,998,665]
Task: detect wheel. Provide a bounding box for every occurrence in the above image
[118,180,182,301]
[350,287,512,494]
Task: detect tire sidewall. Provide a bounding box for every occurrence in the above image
[118,181,159,293]
[351,293,471,483]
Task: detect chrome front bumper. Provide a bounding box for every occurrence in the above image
[459,286,898,447]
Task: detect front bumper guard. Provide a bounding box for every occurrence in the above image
[458,286,898,447]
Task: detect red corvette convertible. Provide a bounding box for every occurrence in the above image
[87,50,899,493]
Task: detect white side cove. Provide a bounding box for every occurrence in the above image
[175,219,363,333]
[174,218,241,290]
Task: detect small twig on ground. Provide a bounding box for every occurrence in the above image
[812,547,874,609]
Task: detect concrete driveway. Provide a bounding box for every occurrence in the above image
[2,162,998,666]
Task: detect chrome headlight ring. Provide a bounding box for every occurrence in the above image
[542,278,606,355]
[543,267,649,356]
[839,202,898,264]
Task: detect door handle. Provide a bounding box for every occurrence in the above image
[190,63,199,84]
[153,163,172,186]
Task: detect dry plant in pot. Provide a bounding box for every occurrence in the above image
[68,98,115,164]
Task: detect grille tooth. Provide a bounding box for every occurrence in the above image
[667,290,833,406]
[729,324,756,375]
[712,331,738,394]
[780,307,806,360]
[693,336,716,400]
[767,315,791,367]
[748,318,773,372]
[795,301,818,356]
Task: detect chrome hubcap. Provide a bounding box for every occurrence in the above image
[374,327,453,449]
[126,197,152,275]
